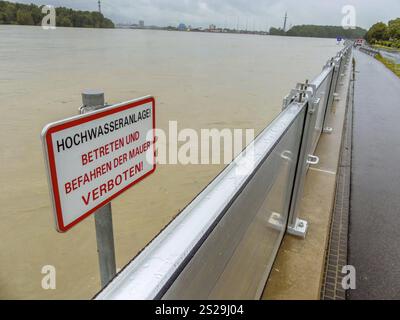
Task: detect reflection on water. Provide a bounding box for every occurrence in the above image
[0,25,341,299]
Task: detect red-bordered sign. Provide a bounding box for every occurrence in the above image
[42,96,156,232]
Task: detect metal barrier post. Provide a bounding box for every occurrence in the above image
[321,58,336,135]
[286,95,314,237]
[281,81,317,238]
[81,90,117,288]
[323,47,352,134]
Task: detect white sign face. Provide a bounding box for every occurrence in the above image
[42,96,156,232]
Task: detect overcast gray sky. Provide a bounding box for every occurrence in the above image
[9,0,400,29]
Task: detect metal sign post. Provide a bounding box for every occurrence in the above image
[81,90,116,288]
[94,202,116,288]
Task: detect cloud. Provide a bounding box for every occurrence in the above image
[8,0,400,29]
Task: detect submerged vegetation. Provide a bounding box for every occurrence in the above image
[375,53,400,78]
[269,25,367,39]
[0,0,114,28]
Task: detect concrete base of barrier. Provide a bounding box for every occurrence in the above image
[262,54,353,300]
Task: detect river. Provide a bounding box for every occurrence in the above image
[0,25,341,299]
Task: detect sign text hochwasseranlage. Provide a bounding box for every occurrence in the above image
[42,97,156,232]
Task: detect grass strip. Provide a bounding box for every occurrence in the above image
[375,53,400,78]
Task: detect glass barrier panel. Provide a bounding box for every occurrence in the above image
[310,68,334,153]
[162,108,306,299]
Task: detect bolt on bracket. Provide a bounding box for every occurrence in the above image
[287,218,308,238]
[323,127,334,134]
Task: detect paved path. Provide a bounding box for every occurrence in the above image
[349,50,400,299]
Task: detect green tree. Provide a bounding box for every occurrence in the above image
[269,27,285,36]
[1,2,17,24]
[366,22,389,43]
[388,18,400,40]
[29,4,42,25]
[101,17,114,28]
[0,0,115,28]
[0,12,7,23]
[16,9,34,25]
[58,16,73,27]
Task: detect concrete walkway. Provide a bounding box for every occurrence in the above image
[349,50,400,299]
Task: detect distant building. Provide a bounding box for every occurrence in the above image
[354,38,365,47]
[178,23,187,31]
[209,24,216,31]
[139,20,145,28]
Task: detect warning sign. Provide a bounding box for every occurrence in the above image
[42,96,156,232]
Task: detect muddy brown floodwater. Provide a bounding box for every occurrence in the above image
[0,25,341,299]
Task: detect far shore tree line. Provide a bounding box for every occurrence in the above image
[268,19,400,50]
[269,25,367,39]
[0,0,114,28]
[366,18,400,48]
[0,0,398,48]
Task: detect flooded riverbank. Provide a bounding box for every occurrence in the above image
[0,25,341,299]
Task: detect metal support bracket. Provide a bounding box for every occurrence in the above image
[323,127,333,134]
[333,93,340,101]
[280,150,293,162]
[267,212,286,232]
[307,155,320,165]
[287,218,308,238]
[282,82,316,110]
[309,97,320,115]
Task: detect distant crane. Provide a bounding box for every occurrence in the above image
[283,12,288,32]
[98,0,102,14]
